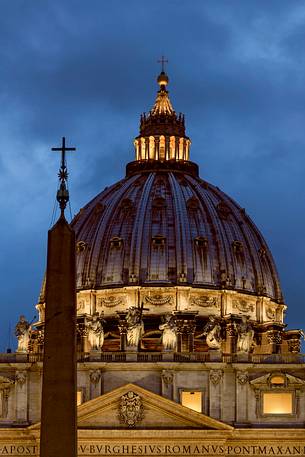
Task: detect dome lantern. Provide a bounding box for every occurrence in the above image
[134,71,191,162]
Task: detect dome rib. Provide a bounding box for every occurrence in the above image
[168,173,190,281]
[193,181,232,286]
[79,177,137,287]
[187,177,226,285]
[129,173,155,284]
[209,186,261,294]
[95,176,140,286]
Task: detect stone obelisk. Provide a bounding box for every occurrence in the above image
[40,137,77,457]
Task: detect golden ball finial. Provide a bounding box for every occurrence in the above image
[157,71,169,87]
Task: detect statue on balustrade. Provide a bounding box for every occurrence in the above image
[236,316,254,352]
[87,312,104,351]
[203,316,222,350]
[159,314,177,350]
[15,315,31,353]
[126,306,144,348]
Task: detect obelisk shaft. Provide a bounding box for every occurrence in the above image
[40,216,77,457]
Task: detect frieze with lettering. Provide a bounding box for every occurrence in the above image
[2,443,305,456]
[76,444,305,455]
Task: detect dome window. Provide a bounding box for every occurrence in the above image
[152,197,166,208]
[179,178,188,187]
[169,136,176,159]
[194,236,208,248]
[217,201,231,220]
[152,235,166,247]
[187,197,199,210]
[257,283,267,295]
[129,273,138,283]
[232,240,243,255]
[179,272,187,283]
[94,202,104,215]
[120,198,133,210]
[110,237,123,250]
[76,241,87,253]
[159,135,166,160]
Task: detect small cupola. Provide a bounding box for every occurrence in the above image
[134,70,191,162]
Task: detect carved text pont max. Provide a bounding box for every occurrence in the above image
[2,443,305,456]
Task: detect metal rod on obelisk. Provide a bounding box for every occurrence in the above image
[40,138,77,457]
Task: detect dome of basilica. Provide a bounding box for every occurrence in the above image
[35,70,296,356]
[71,72,283,305]
[72,160,282,302]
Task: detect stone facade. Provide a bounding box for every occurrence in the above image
[1,358,305,429]
[1,382,305,456]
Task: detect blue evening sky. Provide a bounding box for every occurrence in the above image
[0,1,304,350]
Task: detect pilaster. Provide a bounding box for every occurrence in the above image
[15,370,28,424]
[221,370,235,423]
[161,370,174,400]
[209,369,223,420]
[236,370,249,424]
[89,370,101,399]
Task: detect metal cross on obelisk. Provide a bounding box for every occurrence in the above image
[52,136,76,216]
[158,55,168,72]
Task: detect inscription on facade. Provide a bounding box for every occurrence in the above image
[2,443,305,456]
[0,447,37,455]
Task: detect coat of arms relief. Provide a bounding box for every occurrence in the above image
[119,391,144,427]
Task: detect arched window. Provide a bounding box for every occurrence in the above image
[159,135,165,160]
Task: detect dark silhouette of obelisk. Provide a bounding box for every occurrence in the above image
[40,137,77,457]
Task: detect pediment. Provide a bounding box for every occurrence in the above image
[30,383,232,431]
[78,383,232,430]
[250,374,273,386]
[250,372,305,389]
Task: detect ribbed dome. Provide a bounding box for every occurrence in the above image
[67,70,284,307]
[34,70,297,359]
[72,160,283,303]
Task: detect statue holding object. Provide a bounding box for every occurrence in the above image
[159,314,177,351]
[15,315,31,353]
[126,305,145,348]
[203,316,222,350]
[87,312,104,351]
[236,316,254,353]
